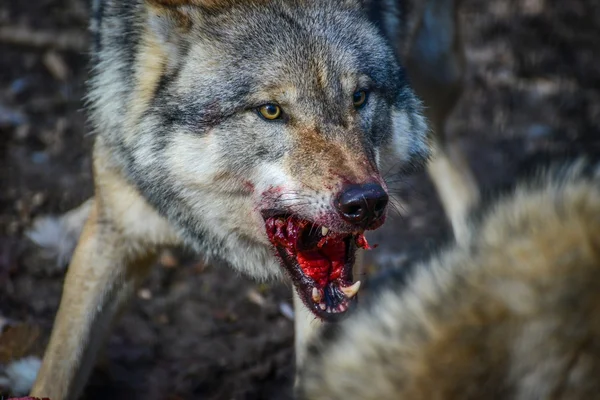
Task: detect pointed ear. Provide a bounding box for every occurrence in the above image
[147,0,228,6]
[145,0,239,40]
[146,0,235,15]
[143,0,209,76]
[145,0,195,41]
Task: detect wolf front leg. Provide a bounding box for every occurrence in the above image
[29,201,154,400]
[292,290,323,383]
[292,250,365,386]
[426,144,479,244]
[31,141,181,400]
[404,0,479,243]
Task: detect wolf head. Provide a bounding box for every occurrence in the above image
[89,0,429,320]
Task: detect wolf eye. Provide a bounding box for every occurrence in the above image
[352,90,368,108]
[257,104,282,120]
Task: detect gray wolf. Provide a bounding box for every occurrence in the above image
[297,159,600,399]
[27,0,459,398]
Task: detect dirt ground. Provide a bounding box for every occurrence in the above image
[1,0,599,399]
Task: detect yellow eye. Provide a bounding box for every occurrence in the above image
[352,90,368,108]
[258,104,282,120]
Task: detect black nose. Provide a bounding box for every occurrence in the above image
[336,183,389,228]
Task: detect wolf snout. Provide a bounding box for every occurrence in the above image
[335,183,388,230]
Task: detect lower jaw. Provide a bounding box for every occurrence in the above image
[275,240,358,321]
[304,287,357,321]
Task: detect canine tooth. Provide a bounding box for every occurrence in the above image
[321,226,329,236]
[319,303,326,310]
[340,281,361,299]
[312,287,322,302]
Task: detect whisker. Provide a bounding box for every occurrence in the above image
[382,160,406,180]
[387,198,407,218]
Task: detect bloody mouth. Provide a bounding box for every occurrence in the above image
[264,214,373,320]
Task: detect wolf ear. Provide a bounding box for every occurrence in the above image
[146,0,235,11]
[145,0,207,72]
[146,0,195,37]
[147,0,226,5]
[145,0,235,38]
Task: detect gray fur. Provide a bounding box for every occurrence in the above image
[88,0,428,279]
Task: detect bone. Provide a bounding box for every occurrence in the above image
[0,25,87,51]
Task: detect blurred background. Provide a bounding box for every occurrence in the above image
[0,0,599,399]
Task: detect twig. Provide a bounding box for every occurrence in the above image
[0,25,87,52]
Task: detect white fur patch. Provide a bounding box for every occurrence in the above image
[0,356,41,396]
[166,132,223,188]
[253,162,293,193]
[164,134,286,279]
[390,109,415,161]
[26,199,93,266]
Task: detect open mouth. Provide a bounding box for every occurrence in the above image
[264,214,373,321]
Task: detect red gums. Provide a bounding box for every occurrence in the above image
[264,217,309,250]
[265,216,374,288]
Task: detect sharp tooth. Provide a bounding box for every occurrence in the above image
[319,303,326,310]
[340,281,361,299]
[321,226,329,236]
[312,287,322,302]
[326,306,332,313]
